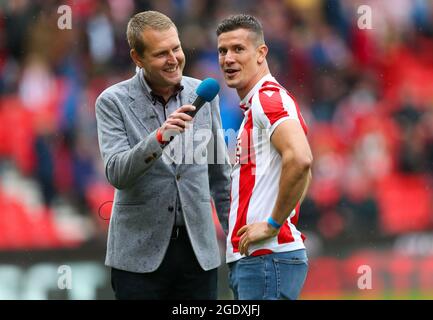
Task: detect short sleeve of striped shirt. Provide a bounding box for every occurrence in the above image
[253,86,301,136]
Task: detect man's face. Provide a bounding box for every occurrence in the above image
[138,26,185,88]
[218,28,264,98]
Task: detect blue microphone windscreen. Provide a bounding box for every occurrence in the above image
[196,78,220,102]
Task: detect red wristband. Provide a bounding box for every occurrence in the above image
[156,128,164,144]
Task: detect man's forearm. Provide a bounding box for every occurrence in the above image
[299,169,312,204]
[271,156,311,225]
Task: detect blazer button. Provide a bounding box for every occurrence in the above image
[145,156,154,164]
[176,174,181,181]
[168,206,174,212]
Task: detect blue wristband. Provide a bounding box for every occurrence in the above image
[267,217,282,229]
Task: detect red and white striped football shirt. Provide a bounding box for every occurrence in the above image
[226,74,308,263]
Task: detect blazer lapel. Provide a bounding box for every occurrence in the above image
[128,74,160,134]
[175,88,205,175]
[187,90,197,105]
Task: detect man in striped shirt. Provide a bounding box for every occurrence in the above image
[217,14,313,300]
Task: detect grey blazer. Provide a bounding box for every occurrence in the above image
[95,73,231,273]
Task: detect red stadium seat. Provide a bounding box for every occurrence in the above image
[376,173,433,234]
[0,187,81,250]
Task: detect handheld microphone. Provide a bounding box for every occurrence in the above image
[160,78,220,146]
[186,78,220,117]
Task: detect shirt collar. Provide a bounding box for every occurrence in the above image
[239,73,276,112]
[138,68,184,105]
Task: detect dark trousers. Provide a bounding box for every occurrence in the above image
[111,226,218,300]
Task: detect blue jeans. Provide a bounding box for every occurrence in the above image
[228,249,308,300]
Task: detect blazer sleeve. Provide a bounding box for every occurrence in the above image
[207,95,232,234]
[95,93,163,190]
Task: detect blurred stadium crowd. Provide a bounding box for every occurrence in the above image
[0,0,433,253]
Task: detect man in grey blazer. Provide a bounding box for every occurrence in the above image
[95,11,231,299]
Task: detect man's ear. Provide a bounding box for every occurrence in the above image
[257,44,268,64]
[130,49,143,68]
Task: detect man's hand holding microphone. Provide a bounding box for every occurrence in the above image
[156,105,195,144]
[156,78,220,145]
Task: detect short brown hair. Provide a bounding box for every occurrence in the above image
[216,14,265,46]
[126,11,176,56]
